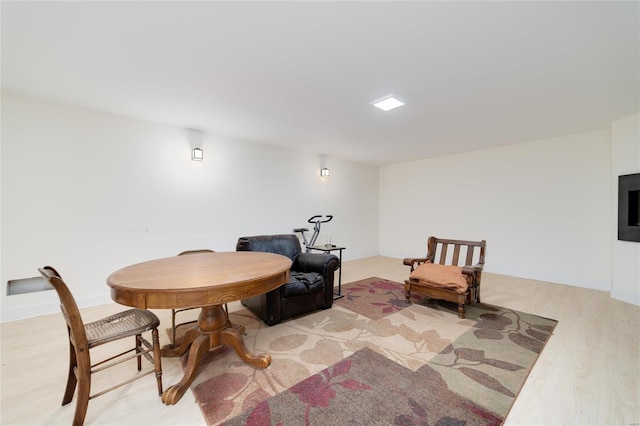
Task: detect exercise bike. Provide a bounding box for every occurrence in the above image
[293,215,333,252]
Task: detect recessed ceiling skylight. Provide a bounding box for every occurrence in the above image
[372,96,405,111]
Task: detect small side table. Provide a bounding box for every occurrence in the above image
[308,244,345,299]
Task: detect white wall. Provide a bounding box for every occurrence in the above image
[611,113,640,305]
[0,93,379,321]
[379,130,612,291]
[2,92,636,322]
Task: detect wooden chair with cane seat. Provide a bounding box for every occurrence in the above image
[38,266,163,426]
[403,236,486,318]
[170,249,229,347]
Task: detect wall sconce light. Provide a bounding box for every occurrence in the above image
[192,147,203,161]
[320,168,330,177]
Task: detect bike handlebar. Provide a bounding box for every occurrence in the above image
[308,215,333,224]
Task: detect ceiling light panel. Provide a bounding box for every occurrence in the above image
[372,96,405,111]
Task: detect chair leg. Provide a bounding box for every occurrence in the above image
[72,358,91,426]
[136,335,142,371]
[457,294,466,319]
[152,328,163,396]
[475,272,482,303]
[62,340,78,405]
[171,309,177,347]
[404,283,411,303]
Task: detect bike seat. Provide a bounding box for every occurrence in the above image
[293,228,309,233]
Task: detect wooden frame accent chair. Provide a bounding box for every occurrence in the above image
[403,236,486,318]
[39,266,163,426]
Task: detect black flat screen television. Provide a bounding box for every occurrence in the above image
[618,173,640,242]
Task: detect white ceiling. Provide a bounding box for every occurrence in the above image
[2,1,638,165]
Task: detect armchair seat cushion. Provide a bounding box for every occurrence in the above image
[410,263,468,293]
[284,272,324,297]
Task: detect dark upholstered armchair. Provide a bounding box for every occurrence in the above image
[236,234,340,325]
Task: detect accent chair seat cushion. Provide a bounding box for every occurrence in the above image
[410,262,468,293]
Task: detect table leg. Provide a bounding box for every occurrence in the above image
[160,304,271,405]
[161,326,200,357]
[161,334,210,405]
[221,326,271,368]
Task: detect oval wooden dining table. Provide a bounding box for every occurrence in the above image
[107,251,291,405]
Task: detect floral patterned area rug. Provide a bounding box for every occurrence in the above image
[177,277,557,425]
[333,276,421,320]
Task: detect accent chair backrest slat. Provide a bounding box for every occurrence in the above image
[427,237,486,267]
[452,244,461,265]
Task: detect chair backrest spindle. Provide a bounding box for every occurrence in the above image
[465,246,475,266]
[439,243,448,264]
[452,244,461,266]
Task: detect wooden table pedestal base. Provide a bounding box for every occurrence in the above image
[159,304,271,405]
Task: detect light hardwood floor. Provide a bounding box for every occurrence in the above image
[1,256,638,425]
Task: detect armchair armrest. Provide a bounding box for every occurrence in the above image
[295,253,339,308]
[295,253,339,275]
[461,263,484,286]
[461,263,484,275]
[403,257,425,266]
[403,257,428,272]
